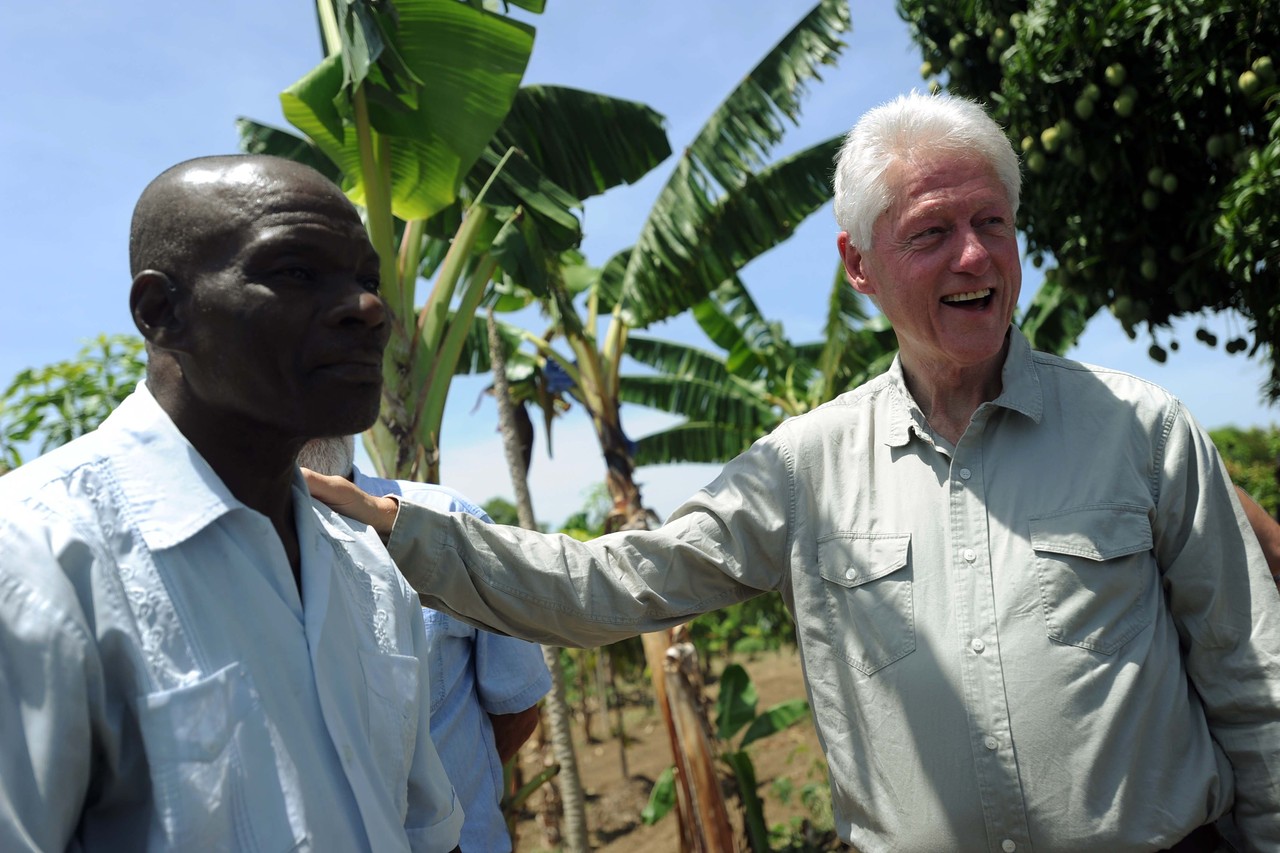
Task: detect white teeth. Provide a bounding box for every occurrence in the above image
[942,288,992,303]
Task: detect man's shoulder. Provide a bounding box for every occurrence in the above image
[1031,349,1181,410]
[0,431,114,521]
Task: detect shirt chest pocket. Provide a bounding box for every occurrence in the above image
[137,662,307,851]
[1029,505,1157,655]
[360,649,422,817]
[816,533,914,675]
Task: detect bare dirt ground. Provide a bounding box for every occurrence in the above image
[511,648,837,852]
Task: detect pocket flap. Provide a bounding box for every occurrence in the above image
[139,662,255,762]
[817,533,911,588]
[1029,505,1152,561]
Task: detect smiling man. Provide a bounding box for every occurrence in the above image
[308,94,1280,852]
[0,155,462,852]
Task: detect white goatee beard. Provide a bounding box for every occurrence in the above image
[296,435,356,479]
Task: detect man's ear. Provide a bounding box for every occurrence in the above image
[836,231,875,297]
[130,270,189,351]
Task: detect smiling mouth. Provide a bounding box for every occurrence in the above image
[941,288,993,309]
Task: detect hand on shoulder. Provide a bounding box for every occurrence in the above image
[303,469,399,540]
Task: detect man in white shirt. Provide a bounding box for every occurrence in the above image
[0,155,462,851]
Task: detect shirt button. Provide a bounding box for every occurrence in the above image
[959,467,972,480]
[1002,840,1017,852]
[342,745,354,764]
[971,638,986,653]
[963,548,976,563]
[845,568,857,581]
[984,736,998,750]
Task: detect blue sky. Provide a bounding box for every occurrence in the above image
[4,1,1275,524]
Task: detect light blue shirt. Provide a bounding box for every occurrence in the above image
[354,470,551,853]
[0,385,463,852]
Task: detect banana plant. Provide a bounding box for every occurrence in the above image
[268,0,540,481]
[620,267,894,466]
[485,3,852,841]
[642,662,812,853]
[242,0,671,482]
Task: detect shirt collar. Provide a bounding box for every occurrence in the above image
[103,383,250,551]
[990,325,1044,423]
[879,326,1044,448]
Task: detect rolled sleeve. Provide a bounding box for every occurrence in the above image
[474,632,550,715]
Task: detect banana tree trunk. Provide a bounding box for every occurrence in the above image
[666,642,736,852]
[597,415,657,534]
[488,312,589,853]
[591,399,731,852]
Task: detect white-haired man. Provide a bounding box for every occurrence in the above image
[309,94,1280,852]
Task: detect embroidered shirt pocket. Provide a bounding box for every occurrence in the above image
[360,649,422,818]
[816,533,914,675]
[137,661,306,852]
[1029,504,1156,654]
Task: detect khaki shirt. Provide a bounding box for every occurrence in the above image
[390,328,1280,852]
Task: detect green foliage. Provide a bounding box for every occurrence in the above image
[480,496,522,526]
[640,662,812,852]
[1210,425,1280,515]
[768,780,840,852]
[899,0,1280,395]
[0,335,146,471]
[687,593,798,663]
[557,482,611,540]
[289,0,537,222]
[640,765,677,826]
[598,0,852,329]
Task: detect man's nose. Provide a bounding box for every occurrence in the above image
[351,290,387,328]
[954,229,992,273]
[333,283,388,330]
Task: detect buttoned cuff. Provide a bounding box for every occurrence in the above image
[388,498,451,594]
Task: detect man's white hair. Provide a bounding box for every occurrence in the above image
[832,91,1021,251]
[297,435,356,479]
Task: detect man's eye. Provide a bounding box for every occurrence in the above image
[278,267,313,281]
[360,277,381,294]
